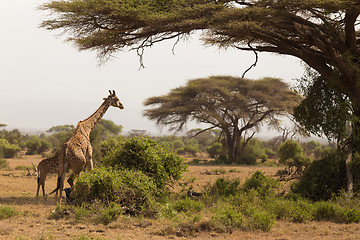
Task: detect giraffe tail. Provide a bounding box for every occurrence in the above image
[49,178,60,195]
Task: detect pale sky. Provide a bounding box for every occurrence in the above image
[1,0,305,136]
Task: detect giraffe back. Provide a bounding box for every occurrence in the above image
[38,154,59,179]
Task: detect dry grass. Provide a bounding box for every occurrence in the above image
[1,155,360,239]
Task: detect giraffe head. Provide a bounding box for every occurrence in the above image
[105,90,124,109]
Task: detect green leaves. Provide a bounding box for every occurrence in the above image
[102,137,187,189]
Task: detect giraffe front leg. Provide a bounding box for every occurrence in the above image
[86,145,94,171]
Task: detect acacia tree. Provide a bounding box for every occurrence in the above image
[39,0,359,85]
[143,76,300,161]
[40,0,359,189]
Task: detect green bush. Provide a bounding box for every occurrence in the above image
[236,154,257,165]
[0,159,9,169]
[74,167,157,216]
[278,140,311,172]
[0,139,21,158]
[206,142,222,158]
[291,152,346,201]
[212,204,244,231]
[74,202,123,225]
[248,209,276,231]
[215,154,232,164]
[0,205,19,219]
[204,178,241,198]
[172,197,205,214]
[99,136,122,158]
[101,137,187,190]
[25,136,51,155]
[313,201,360,223]
[211,197,275,232]
[243,171,279,197]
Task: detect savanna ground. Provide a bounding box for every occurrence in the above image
[1,155,360,240]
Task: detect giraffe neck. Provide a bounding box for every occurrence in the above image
[77,99,111,138]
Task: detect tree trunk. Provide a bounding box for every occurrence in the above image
[345,151,353,197]
[225,133,236,162]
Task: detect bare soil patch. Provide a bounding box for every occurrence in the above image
[1,155,359,239]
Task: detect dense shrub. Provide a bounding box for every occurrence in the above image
[215,154,232,164]
[101,137,187,190]
[278,140,311,173]
[291,152,346,201]
[204,178,241,198]
[206,142,222,158]
[0,139,21,158]
[212,204,244,231]
[74,202,123,225]
[243,171,279,197]
[236,154,257,165]
[172,197,205,214]
[74,167,157,216]
[25,136,51,155]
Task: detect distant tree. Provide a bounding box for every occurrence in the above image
[207,142,223,158]
[278,140,311,174]
[90,119,123,161]
[0,124,7,129]
[0,129,26,148]
[90,119,123,141]
[0,139,21,158]
[144,76,300,162]
[302,140,321,157]
[186,128,221,151]
[46,124,75,150]
[26,136,52,155]
[47,125,75,133]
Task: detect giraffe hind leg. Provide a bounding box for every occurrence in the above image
[36,176,40,199]
[58,161,69,207]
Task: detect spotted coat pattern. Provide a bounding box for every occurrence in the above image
[36,153,59,199]
[56,90,124,206]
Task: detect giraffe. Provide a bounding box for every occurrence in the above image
[56,90,124,206]
[36,153,60,200]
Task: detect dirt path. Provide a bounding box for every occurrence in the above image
[1,155,360,239]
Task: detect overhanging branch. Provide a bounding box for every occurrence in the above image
[188,126,217,139]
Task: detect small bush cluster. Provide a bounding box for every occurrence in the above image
[74,167,157,216]
[101,137,187,189]
[292,152,347,201]
[236,154,257,165]
[0,139,21,158]
[25,136,52,155]
[0,205,19,219]
[0,159,9,170]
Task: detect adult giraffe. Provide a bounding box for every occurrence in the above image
[55,90,124,206]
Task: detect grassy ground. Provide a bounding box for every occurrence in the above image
[0,155,360,239]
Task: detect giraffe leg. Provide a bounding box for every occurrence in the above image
[36,176,40,199]
[86,145,94,171]
[42,182,47,200]
[58,161,68,207]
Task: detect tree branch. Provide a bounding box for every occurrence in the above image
[188,126,217,139]
[235,40,258,79]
